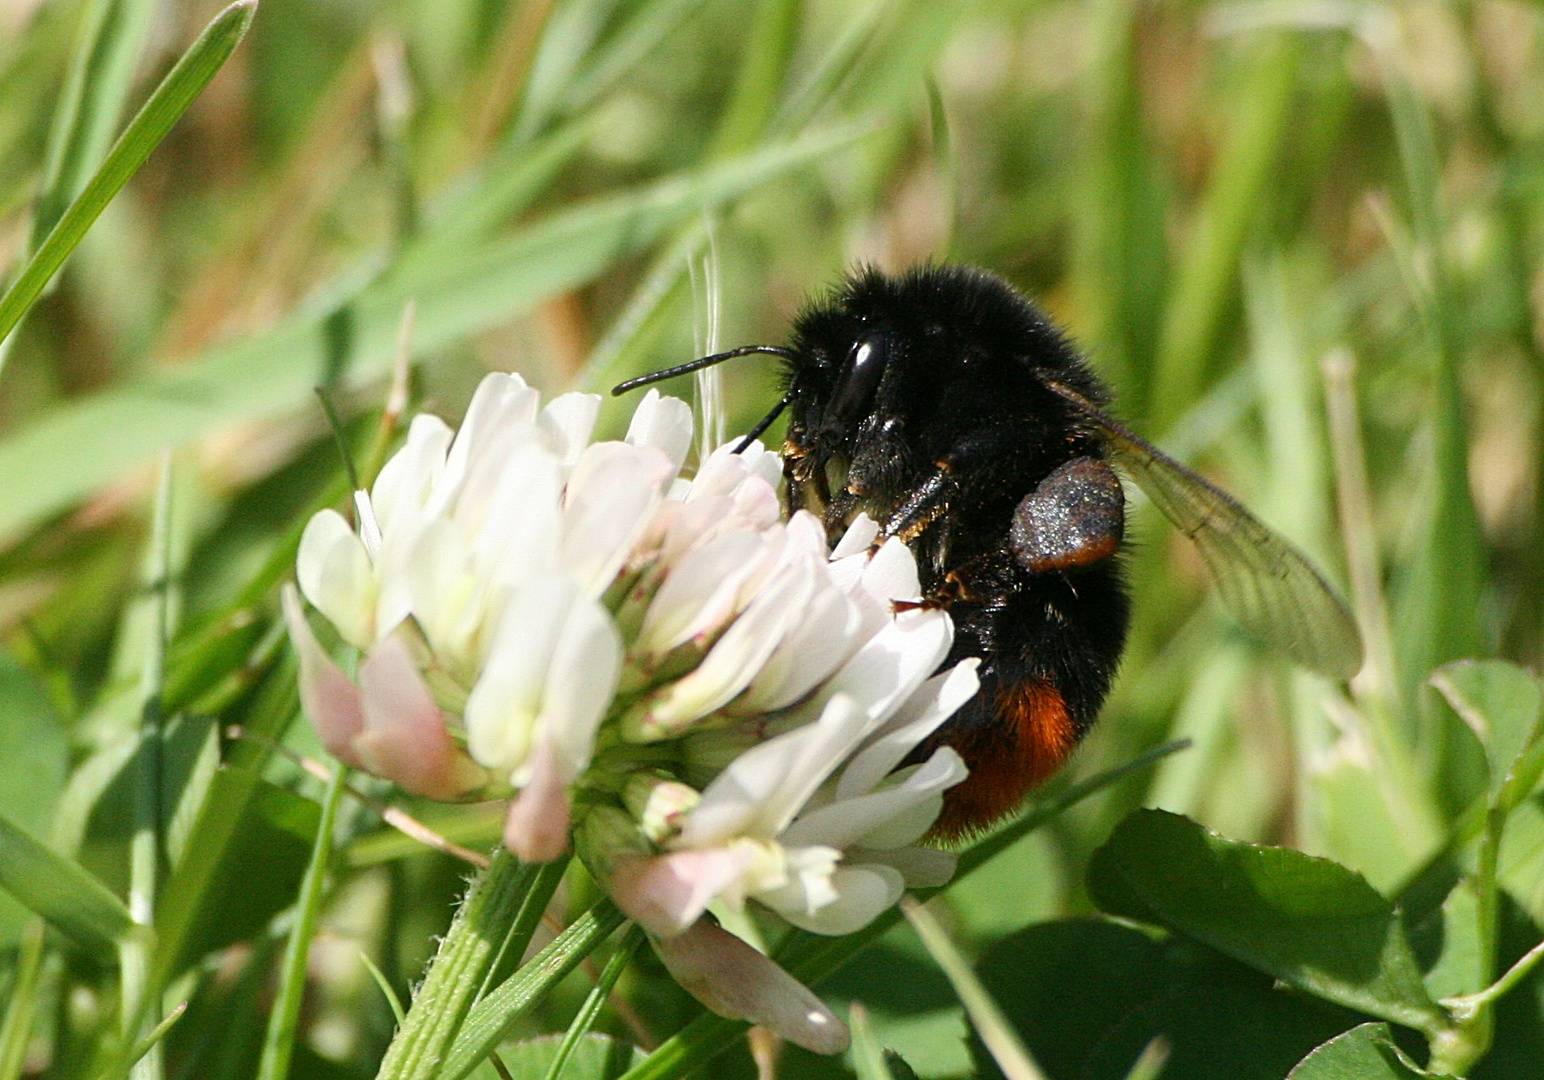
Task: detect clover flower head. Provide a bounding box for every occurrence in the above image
[286,369,982,1054]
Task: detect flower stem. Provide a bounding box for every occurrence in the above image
[1444,936,1544,1018]
[1429,807,1505,1074]
[439,900,627,1080]
[477,854,571,1002]
[374,849,539,1080]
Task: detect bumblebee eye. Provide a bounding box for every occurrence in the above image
[829,333,887,427]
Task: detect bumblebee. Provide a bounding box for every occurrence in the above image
[617,264,1362,836]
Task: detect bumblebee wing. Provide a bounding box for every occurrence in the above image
[1043,379,1364,680]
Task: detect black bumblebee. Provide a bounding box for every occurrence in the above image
[616,265,1363,836]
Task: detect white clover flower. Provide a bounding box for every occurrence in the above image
[288,373,700,853]
[286,368,983,1054]
[604,528,978,938]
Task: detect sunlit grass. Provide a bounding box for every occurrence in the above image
[0,0,1541,1077]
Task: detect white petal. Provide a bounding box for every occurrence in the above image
[680,694,864,847]
[282,586,364,767]
[735,583,861,713]
[784,748,968,851]
[371,413,452,538]
[652,921,849,1054]
[830,514,879,559]
[403,519,484,677]
[686,448,756,502]
[296,510,376,648]
[453,420,544,540]
[353,490,383,560]
[472,442,563,595]
[851,845,957,888]
[763,865,904,937]
[835,659,980,800]
[538,591,623,782]
[637,559,813,734]
[463,577,579,776]
[562,442,669,595]
[858,537,921,604]
[625,390,694,474]
[436,373,539,516]
[813,608,954,736]
[636,529,768,656]
[354,634,486,799]
[540,392,601,468]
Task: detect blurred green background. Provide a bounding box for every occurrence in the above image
[1,0,1542,1077]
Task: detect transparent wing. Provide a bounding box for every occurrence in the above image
[1045,380,1364,680]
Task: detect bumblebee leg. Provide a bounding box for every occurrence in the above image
[881,468,956,543]
[1008,456,1124,574]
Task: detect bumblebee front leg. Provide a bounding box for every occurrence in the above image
[881,468,956,543]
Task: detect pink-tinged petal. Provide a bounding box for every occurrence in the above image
[636,560,814,736]
[503,738,571,862]
[354,634,486,799]
[637,529,768,657]
[654,921,849,1054]
[625,391,694,474]
[296,510,376,648]
[282,586,364,768]
[609,847,755,937]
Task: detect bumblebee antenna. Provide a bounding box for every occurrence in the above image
[611,345,799,395]
[732,392,792,454]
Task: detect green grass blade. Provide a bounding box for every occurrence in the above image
[255,763,347,1080]
[1370,30,1487,702]
[1148,32,1300,430]
[847,1003,889,1080]
[0,919,46,1080]
[0,811,133,961]
[121,451,174,1080]
[900,897,1048,1080]
[95,1002,188,1080]
[0,0,256,353]
[539,924,644,1080]
[1069,0,1166,407]
[0,122,868,542]
[31,0,158,247]
[150,657,297,992]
